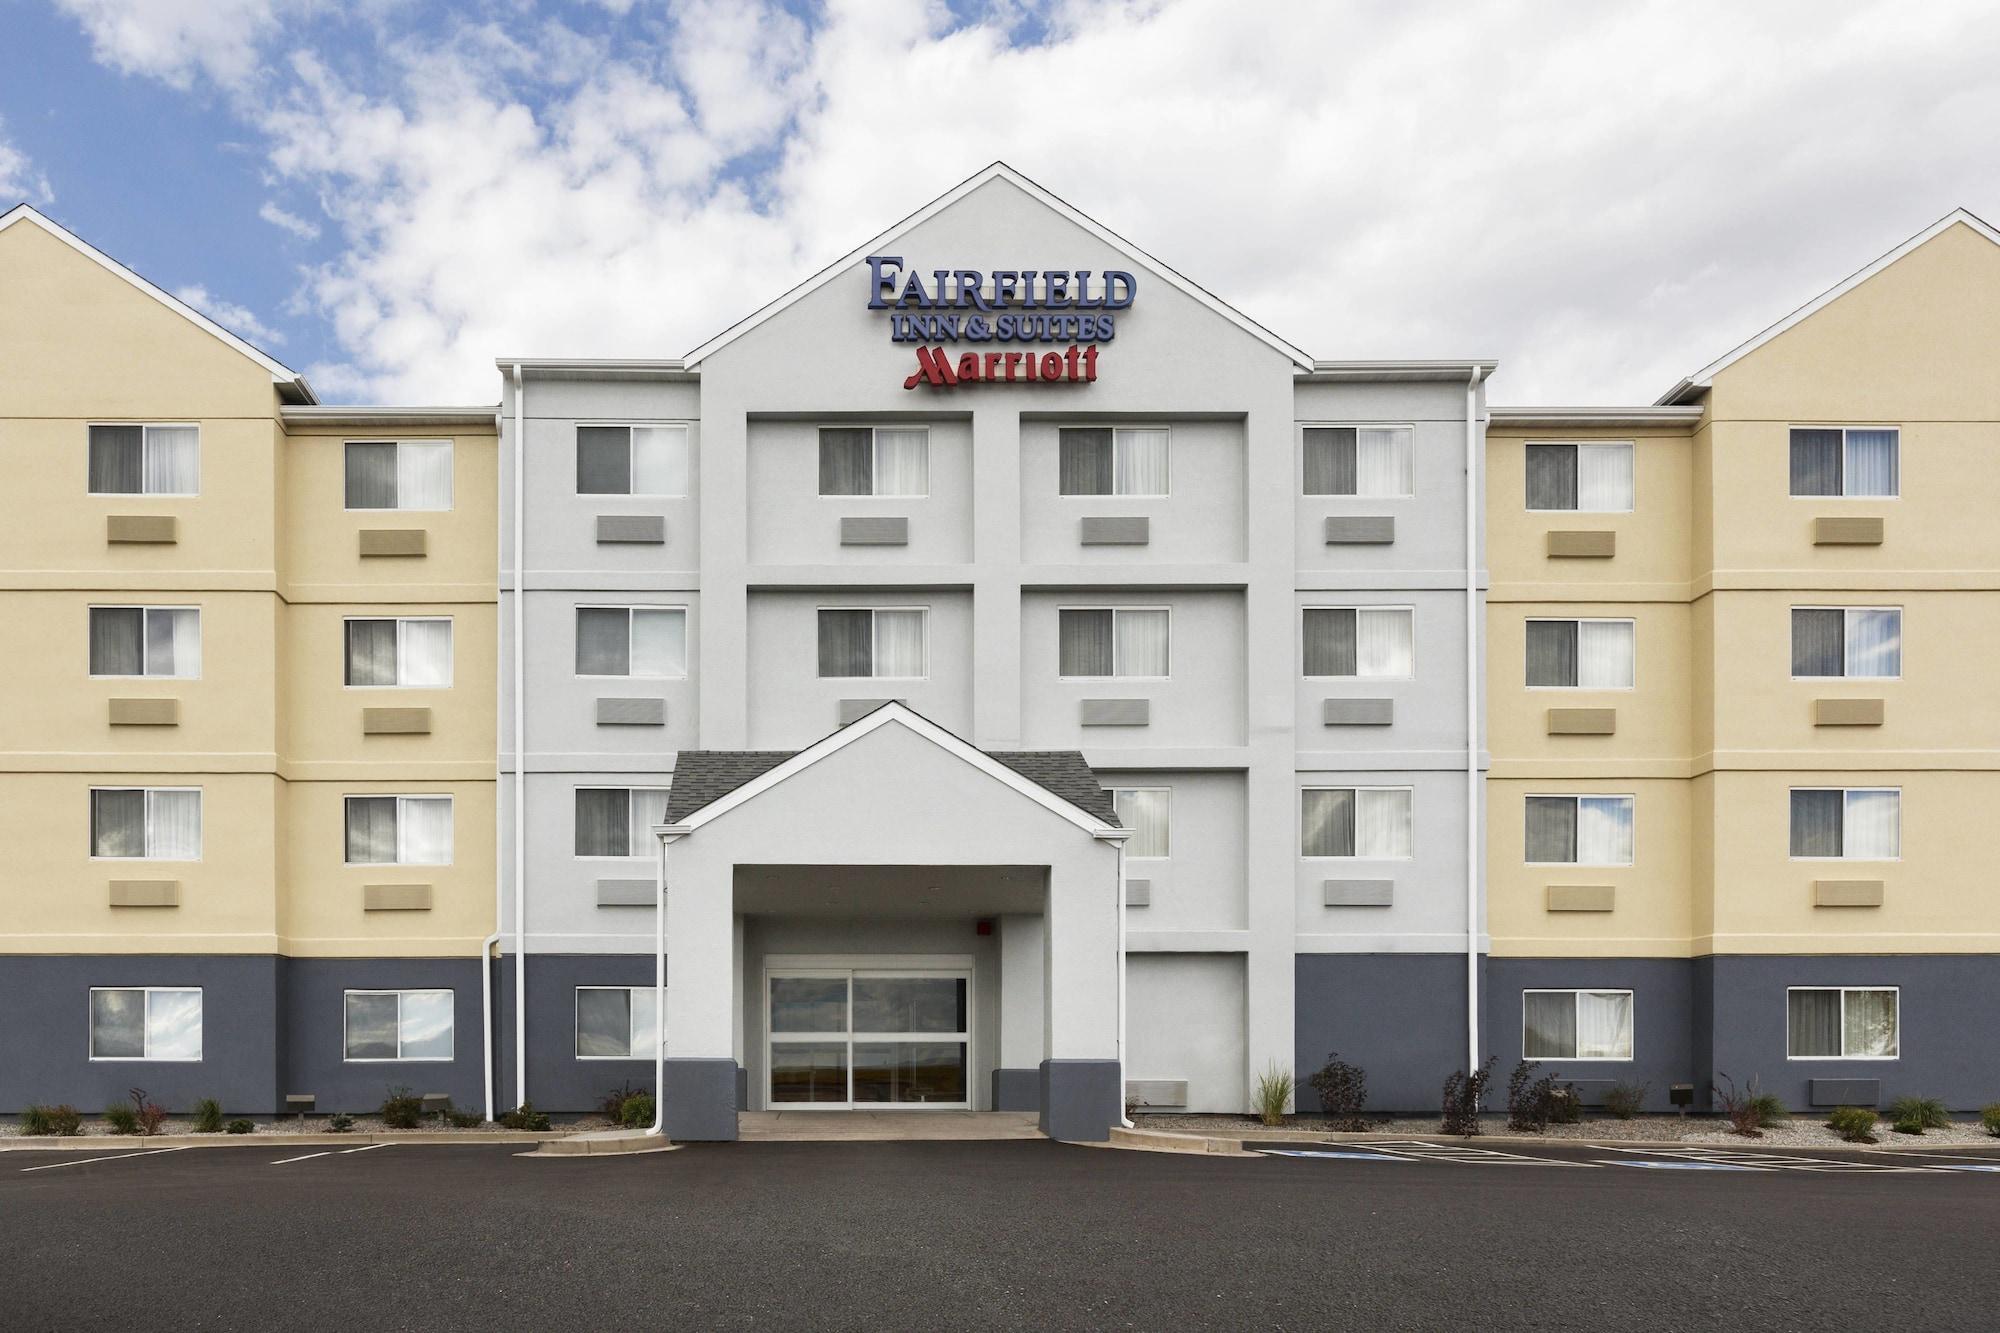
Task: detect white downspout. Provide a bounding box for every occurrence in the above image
[1464,366,1486,1079]
[511,363,528,1109]
[646,829,672,1136]
[478,930,499,1122]
[1116,834,1132,1129]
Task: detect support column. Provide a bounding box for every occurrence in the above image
[663,840,738,1141]
[993,913,1044,1111]
[1041,854,1122,1141]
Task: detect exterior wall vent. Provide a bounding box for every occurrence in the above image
[1813,516,1883,545]
[1323,515,1394,545]
[1080,698,1149,726]
[1080,516,1149,545]
[109,698,179,726]
[1323,698,1393,726]
[108,880,180,908]
[107,515,177,544]
[362,707,432,735]
[1812,697,1884,727]
[364,884,433,911]
[358,528,428,557]
[597,514,667,544]
[1546,708,1615,735]
[596,697,666,726]
[1546,530,1615,558]
[1546,884,1615,912]
[1323,879,1393,907]
[840,516,908,546]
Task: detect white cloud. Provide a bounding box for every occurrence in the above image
[172,284,287,346]
[52,0,2000,404]
[259,200,321,241]
[53,0,312,91]
[0,120,52,202]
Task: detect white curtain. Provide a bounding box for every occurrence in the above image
[147,607,201,678]
[1356,608,1414,678]
[630,608,687,678]
[1844,609,1901,678]
[398,796,454,864]
[1577,991,1634,1059]
[1842,789,1899,859]
[1356,427,1413,498]
[1576,796,1635,865]
[396,441,454,510]
[1576,443,1634,511]
[1115,428,1170,495]
[873,428,929,497]
[146,789,203,860]
[398,990,456,1060]
[628,788,670,850]
[872,609,927,677]
[1844,429,1898,497]
[1115,788,1170,858]
[1355,788,1412,859]
[632,425,690,497]
[145,989,204,1061]
[1522,992,1574,1058]
[144,425,199,494]
[1576,620,1634,688]
[1844,989,1898,1057]
[398,618,453,687]
[1114,609,1169,677]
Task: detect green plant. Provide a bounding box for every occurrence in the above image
[618,1092,656,1128]
[20,1104,81,1136]
[1712,1074,1776,1137]
[104,1103,140,1135]
[124,1088,167,1136]
[1602,1081,1649,1120]
[225,1119,255,1135]
[1981,1103,2000,1136]
[191,1098,224,1134]
[379,1086,423,1130]
[1441,1058,1495,1136]
[1887,1095,1949,1134]
[1505,1062,1580,1133]
[498,1103,551,1132]
[447,1108,485,1129]
[1828,1105,1880,1143]
[600,1082,642,1120]
[1306,1053,1372,1131]
[1253,1063,1295,1127]
[327,1113,355,1133]
[1748,1092,1788,1128]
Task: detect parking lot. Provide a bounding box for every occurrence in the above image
[6,1137,2000,1329]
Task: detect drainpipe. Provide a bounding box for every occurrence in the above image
[511,363,527,1109]
[647,825,685,1137]
[1463,365,1486,1079]
[478,930,500,1122]
[1116,834,1131,1129]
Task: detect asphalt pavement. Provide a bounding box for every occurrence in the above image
[4,1137,1999,1329]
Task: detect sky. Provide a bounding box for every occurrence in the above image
[1,0,1996,406]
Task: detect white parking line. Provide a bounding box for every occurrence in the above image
[1260,1149,1412,1162]
[339,1144,388,1155]
[269,1151,335,1165]
[1360,1139,1598,1167]
[271,1143,392,1165]
[1608,1145,1940,1173]
[20,1146,187,1173]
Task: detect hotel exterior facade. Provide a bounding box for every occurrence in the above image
[2,169,1995,1139]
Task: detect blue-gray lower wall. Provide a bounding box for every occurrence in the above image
[1294,953,1481,1114]
[494,954,659,1114]
[1484,957,1694,1114]
[283,958,485,1116]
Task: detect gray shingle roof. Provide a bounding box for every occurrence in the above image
[664,746,1117,826]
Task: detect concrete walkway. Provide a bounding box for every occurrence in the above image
[737,1111,1042,1142]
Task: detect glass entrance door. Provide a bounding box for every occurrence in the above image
[767,969,970,1108]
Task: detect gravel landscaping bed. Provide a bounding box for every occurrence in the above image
[1,1114,612,1138]
[1135,1112,2000,1147]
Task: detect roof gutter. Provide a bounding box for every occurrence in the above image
[1464,364,1488,1080]
[510,362,528,1110]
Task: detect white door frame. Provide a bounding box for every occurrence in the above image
[764,962,973,1111]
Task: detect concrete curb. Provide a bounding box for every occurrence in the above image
[0,1130,569,1152]
[527,1130,677,1157]
[1116,1124,2000,1157]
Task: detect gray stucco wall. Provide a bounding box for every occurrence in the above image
[1485,957,1694,1114]
[494,953,659,1113]
[1294,953,1479,1114]
[282,957,485,1116]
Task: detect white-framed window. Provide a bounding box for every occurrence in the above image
[1791,607,1901,679]
[91,788,202,860]
[819,426,929,497]
[1058,426,1170,496]
[576,987,660,1060]
[1788,986,1898,1059]
[817,607,927,679]
[345,439,454,511]
[88,423,198,496]
[1525,442,1634,512]
[343,989,455,1061]
[1789,788,1898,860]
[1058,607,1169,679]
[89,987,203,1061]
[1790,427,1898,498]
[344,795,454,865]
[1523,990,1634,1060]
[1526,618,1634,689]
[88,606,201,678]
[1302,425,1413,498]
[1525,795,1634,865]
[575,606,688,678]
[1302,607,1413,679]
[1301,786,1412,859]
[345,617,453,688]
[1112,788,1170,859]
[575,787,670,858]
[577,423,690,497]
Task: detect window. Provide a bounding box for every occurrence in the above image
[91,788,201,860]
[1526,618,1634,688]
[345,440,453,510]
[1302,607,1413,679]
[343,990,454,1061]
[1301,787,1412,859]
[1790,427,1898,498]
[1788,987,1898,1059]
[1789,788,1898,859]
[1058,426,1169,496]
[1525,795,1634,865]
[576,987,660,1060]
[1112,788,1170,858]
[1058,608,1169,679]
[575,606,687,678]
[1523,990,1633,1060]
[1791,607,1901,678]
[89,987,203,1061]
[575,787,670,857]
[88,606,200,678]
[819,426,929,497]
[817,608,927,679]
[1302,426,1413,497]
[88,423,198,495]
[1526,442,1633,512]
[344,795,454,865]
[345,618,453,687]
[577,423,690,497]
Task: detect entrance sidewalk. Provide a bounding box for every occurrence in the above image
[738,1111,1042,1142]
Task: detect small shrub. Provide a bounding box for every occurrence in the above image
[192,1098,224,1134]
[447,1108,485,1129]
[1981,1103,2000,1137]
[327,1114,355,1133]
[1253,1063,1295,1127]
[1602,1081,1649,1120]
[1712,1074,1772,1137]
[225,1119,255,1135]
[1887,1095,1949,1134]
[1748,1092,1789,1129]
[125,1087,167,1136]
[21,1104,81,1136]
[499,1103,551,1132]
[599,1082,642,1120]
[1828,1105,1879,1143]
[104,1103,140,1135]
[1505,1062,1580,1133]
[1441,1057,1495,1136]
[380,1086,423,1130]
[618,1092,655,1129]
[1307,1053,1372,1131]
